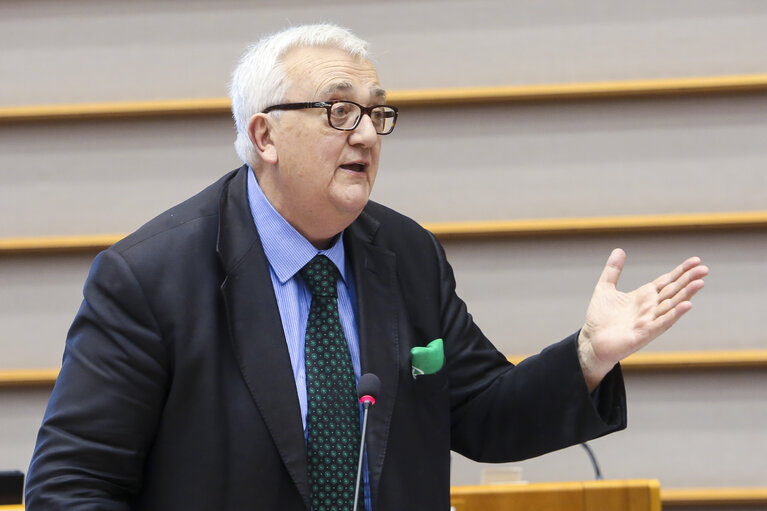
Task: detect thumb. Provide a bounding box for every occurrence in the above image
[597,248,626,287]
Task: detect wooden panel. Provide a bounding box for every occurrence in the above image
[0,98,230,123]
[2,74,767,123]
[608,349,767,371]
[0,369,59,387]
[510,349,767,371]
[3,483,765,508]
[427,212,767,240]
[451,481,584,511]
[583,479,661,511]
[450,479,660,511]
[450,482,767,510]
[391,75,767,106]
[0,234,124,255]
[1,211,765,255]
[662,487,767,507]
[3,350,767,388]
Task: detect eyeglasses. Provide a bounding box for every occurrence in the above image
[262,100,398,135]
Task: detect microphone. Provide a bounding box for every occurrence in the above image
[353,373,380,511]
[358,372,380,407]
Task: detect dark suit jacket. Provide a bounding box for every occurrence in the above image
[26,165,626,510]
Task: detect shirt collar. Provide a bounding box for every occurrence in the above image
[246,167,347,284]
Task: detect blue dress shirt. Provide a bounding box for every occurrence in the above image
[246,168,371,510]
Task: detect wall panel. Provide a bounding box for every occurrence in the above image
[443,231,766,355]
[0,116,240,237]
[2,1,767,104]
[1,94,765,237]
[451,369,767,488]
[0,254,91,368]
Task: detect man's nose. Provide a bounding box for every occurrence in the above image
[349,113,379,146]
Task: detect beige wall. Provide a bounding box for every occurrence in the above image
[1,0,766,502]
[3,1,767,105]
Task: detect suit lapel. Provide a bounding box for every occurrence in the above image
[346,210,400,508]
[216,166,310,508]
[216,169,400,508]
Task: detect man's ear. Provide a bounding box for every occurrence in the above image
[248,113,278,164]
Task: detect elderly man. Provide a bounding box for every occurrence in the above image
[26,24,707,511]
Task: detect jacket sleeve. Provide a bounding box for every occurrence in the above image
[426,233,627,462]
[25,249,170,510]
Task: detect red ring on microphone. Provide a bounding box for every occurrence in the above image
[359,395,376,406]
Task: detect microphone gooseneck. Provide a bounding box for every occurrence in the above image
[353,373,380,511]
[580,442,604,480]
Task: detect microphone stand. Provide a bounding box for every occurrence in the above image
[353,398,373,511]
[580,442,604,480]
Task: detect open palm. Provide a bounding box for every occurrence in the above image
[578,249,709,389]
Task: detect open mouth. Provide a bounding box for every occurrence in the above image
[340,163,367,173]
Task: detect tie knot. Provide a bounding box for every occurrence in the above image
[299,255,338,298]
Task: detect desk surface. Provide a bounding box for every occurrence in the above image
[0,479,663,511]
[450,479,661,511]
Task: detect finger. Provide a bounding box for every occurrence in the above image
[653,256,703,293]
[597,248,626,287]
[652,256,700,292]
[651,300,694,338]
[658,264,708,302]
[655,278,706,317]
[657,264,709,303]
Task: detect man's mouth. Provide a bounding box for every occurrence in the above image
[340,163,367,173]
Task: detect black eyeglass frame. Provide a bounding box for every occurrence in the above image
[262,100,398,135]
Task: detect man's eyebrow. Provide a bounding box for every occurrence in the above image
[371,87,387,101]
[321,82,387,101]
[322,82,354,95]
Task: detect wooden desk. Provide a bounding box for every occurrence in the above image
[450,479,661,511]
[10,482,767,509]
[0,479,662,511]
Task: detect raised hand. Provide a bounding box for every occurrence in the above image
[577,248,709,390]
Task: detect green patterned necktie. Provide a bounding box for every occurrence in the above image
[300,255,360,511]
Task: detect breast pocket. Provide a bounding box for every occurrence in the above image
[411,367,448,395]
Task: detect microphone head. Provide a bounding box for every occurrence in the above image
[357,373,381,405]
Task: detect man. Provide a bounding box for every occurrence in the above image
[26,24,708,510]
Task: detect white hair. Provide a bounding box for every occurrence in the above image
[229,24,370,168]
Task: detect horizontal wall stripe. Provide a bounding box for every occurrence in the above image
[509,349,767,370]
[2,211,766,255]
[3,350,766,388]
[391,73,767,106]
[0,369,59,387]
[425,212,767,240]
[1,74,767,123]
[0,234,126,255]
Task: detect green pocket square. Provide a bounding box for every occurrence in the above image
[410,338,444,378]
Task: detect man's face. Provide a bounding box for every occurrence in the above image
[257,46,385,247]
